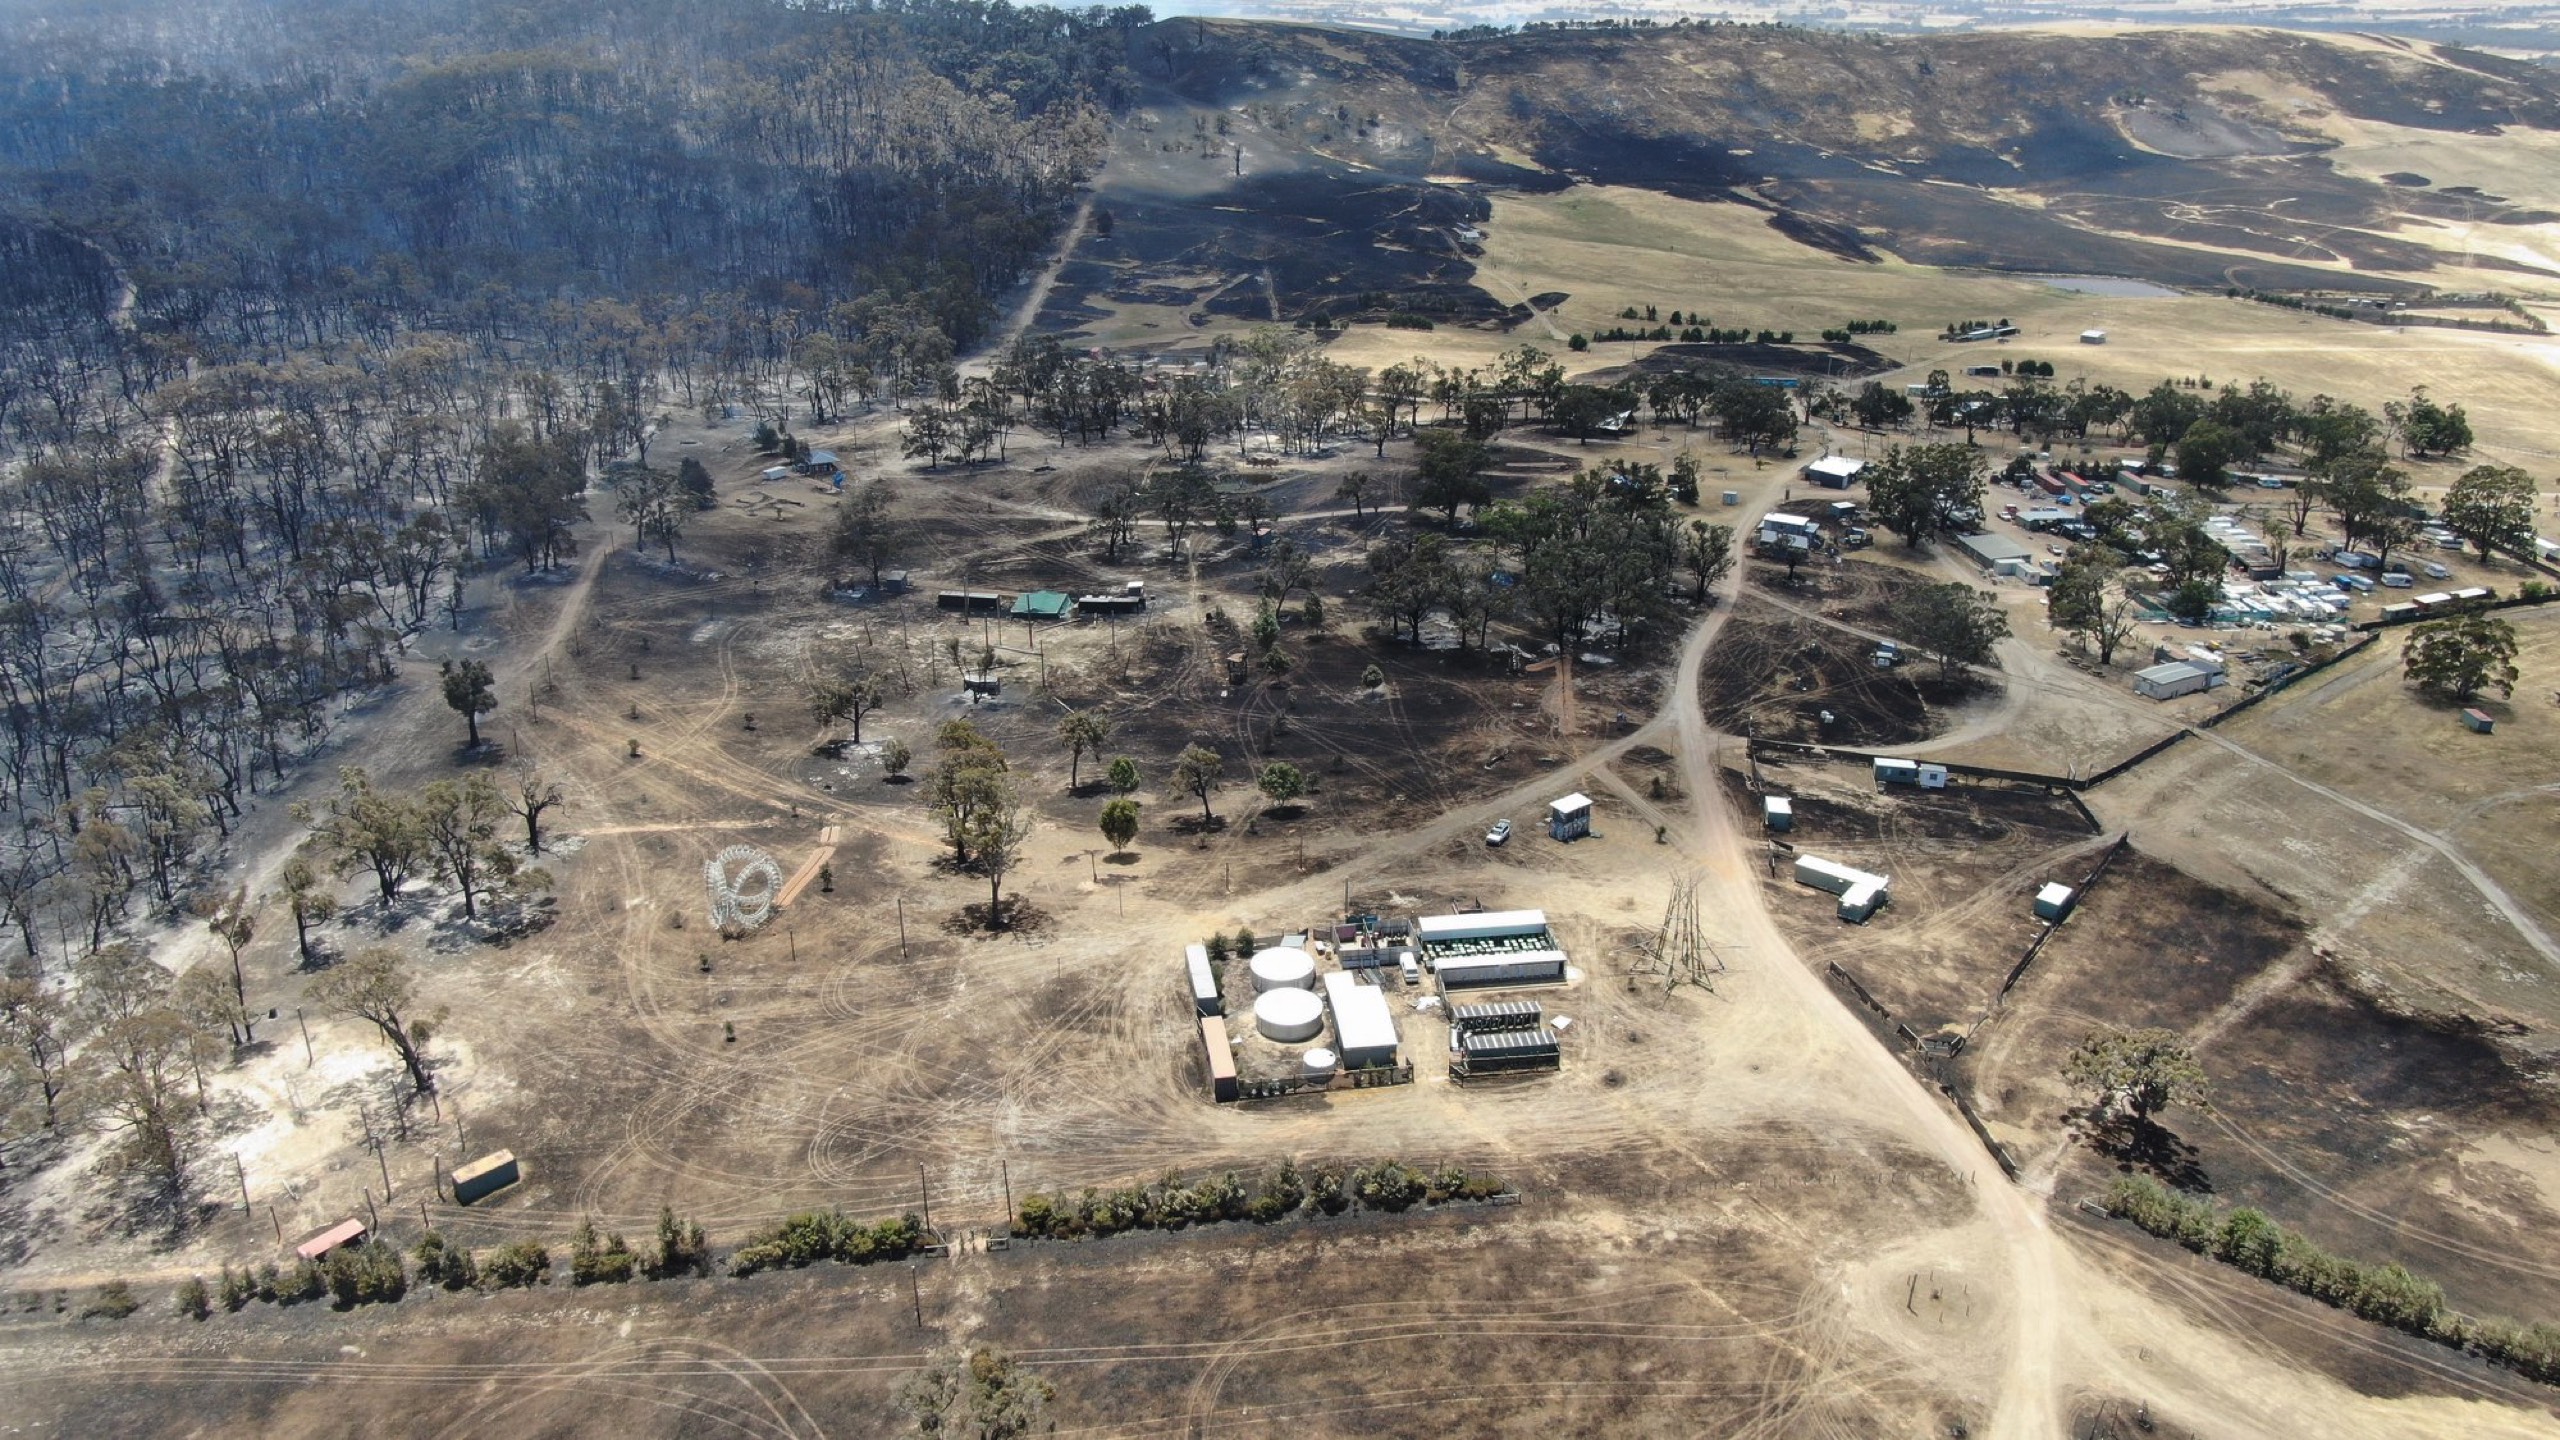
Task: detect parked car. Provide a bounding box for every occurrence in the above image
[2423,561,2452,580]
[1484,818,1512,846]
[2257,475,2288,489]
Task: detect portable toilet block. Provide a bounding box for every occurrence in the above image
[1547,793,1594,841]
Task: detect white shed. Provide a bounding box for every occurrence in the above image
[2134,662,2214,700]
[1322,971,1400,1068]
[1415,910,1549,943]
[1763,796,1793,831]
[2080,329,2108,345]
[2035,883,2077,922]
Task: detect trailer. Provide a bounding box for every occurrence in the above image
[1873,757,1921,786]
[1201,1016,1239,1101]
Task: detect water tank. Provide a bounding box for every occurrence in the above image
[1247,946,1316,993]
[1253,988,1325,1043]
[1301,1047,1339,1077]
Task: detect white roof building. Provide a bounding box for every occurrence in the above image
[1321,971,1400,1067]
[1415,910,1550,943]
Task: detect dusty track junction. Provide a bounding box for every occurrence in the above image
[10,21,2560,1440]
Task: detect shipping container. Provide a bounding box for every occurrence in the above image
[452,1150,521,1205]
[1201,1016,1238,1101]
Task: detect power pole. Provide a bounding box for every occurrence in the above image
[918,1163,932,1234]
[234,1154,251,1214]
[296,1007,313,1067]
[898,896,908,958]
[1001,1159,1013,1230]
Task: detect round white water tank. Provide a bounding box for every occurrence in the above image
[1254,987,1324,1043]
[1247,946,1316,993]
[1301,1047,1339,1076]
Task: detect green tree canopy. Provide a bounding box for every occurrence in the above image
[2403,613,2520,703]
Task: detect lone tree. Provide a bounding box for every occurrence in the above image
[506,767,566,855]
[926,726,1011,866]
[194,885,257,1044]
[275,854,338,966]
[79,945,208,1206]
[1409,429,1493,525]
[900,1347,1055,1440]
[1174,744,1226,824]
[1057,710,1111,791]
[1864,443,1987,548]
[2441,463,2537,562]
[829,479,902,587]
[1902,582,2011,680]
[2049,549,2139,665]
[309,947,445,1096]
[2403,613,2521,703]
[440,659,498,749]
[806,668,887,743]
[964,773,1033,926]
[1098,797,1140,855]
[2066,1026,2209,1132]
[1105,756,1140,794]
[1256,761,1307,812]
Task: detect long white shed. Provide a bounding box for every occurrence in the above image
[1322,971,1400,1068]
[1434,949,1568,991]
[1415,910,1550,943]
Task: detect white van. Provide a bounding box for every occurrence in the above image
[2423,561,2452,580]
[2380,571,2415,588]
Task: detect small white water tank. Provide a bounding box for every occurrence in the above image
[1301,1047,1339,1076]
[1248,946,1317,992]
[1255,988,1325,1043]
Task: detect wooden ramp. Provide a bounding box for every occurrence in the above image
[776,825,839,909]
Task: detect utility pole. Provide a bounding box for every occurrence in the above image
[898,896,908,958]
[234,1154,251,1214]
[910,1263,922,1326]
[296,1007,313,1067]
[918,1163,932,1234]
[1001,1159,1013,1230]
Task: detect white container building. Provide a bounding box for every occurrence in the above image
[1322,971,1401,1068]
[1763,796,1793,831]
[2035,883,2077,922]
[1186,943,1222,1016]
[1874,757,1920,785]
[1795,854,1891,923]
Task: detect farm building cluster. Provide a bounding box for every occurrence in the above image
[1186,907,1576,1098]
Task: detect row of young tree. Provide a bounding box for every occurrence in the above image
[1834,371,2475,479]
